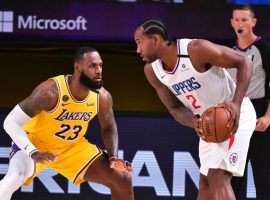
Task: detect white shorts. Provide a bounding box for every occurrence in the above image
[199,97,256,177]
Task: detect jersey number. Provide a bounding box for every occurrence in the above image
[186,95,201,109]
[55,124,82,141]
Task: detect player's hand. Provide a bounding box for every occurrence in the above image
[255,116,270,132]
[196,118,209,142]
[109,157,133,174]
[218,101,240,135]
[31,151,57,164]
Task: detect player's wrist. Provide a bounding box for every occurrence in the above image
[109,156,118,162]
[24,143,38,158]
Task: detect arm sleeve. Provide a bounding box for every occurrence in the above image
[3,105,38,158]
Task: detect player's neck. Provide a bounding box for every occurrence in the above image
[68,75,89,101]
[237,33,258,49]
[159,41,178,72]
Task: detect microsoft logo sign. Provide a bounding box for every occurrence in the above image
[0,11,14,32]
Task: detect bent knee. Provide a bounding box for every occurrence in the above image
[109,172,132,190]
[199,174,209,189]
[207,169,232,185]
[7,168,31,183]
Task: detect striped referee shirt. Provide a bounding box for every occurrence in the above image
[227,37,270,100]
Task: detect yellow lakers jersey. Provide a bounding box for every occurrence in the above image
[23,75,99,154]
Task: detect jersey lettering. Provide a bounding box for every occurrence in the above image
[171,77,201,96]
[55,109,92,121]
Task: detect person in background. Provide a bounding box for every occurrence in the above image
[229,4,270,200]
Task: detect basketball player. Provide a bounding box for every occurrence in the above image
[134,19,256,200]
[0,47,134,200]
[229,4,270,200]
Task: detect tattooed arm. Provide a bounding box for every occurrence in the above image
[3,79,58,161]
[97,88,118,158]
[19,79,59,116]
[97,88,132,173]
[144,64,198,129]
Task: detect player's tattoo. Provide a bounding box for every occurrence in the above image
[49,83,58,95]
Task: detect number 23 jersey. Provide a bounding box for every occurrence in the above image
[23,75,99,153]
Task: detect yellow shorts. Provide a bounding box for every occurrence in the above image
[24,138,103,186]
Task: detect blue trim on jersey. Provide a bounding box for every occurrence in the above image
[165,39,181,75]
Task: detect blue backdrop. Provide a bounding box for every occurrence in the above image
[0,112,256,199]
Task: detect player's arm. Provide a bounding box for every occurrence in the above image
[97,88,118,158]
[97,88,132,173]
[188,39,253,133]
[3,79,58,162]
[144,64,198,130]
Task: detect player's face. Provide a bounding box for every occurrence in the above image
[231,10,256,37]
[78,52,103,90]
[134,27,158,63]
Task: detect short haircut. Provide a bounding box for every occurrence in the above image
[74,47,98,63]
[137,18,171,44]
[232,4,255,18]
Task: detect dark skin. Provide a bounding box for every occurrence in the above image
[134,27,252,200]
[18,51,133,200]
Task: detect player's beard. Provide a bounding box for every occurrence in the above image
[79,71,103,93]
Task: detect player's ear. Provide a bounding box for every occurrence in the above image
[252,17,257,27]
[153,34,161,45]
[74,62,80,72]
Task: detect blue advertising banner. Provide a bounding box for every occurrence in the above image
[0,112,256,199]
[0,1,270,42]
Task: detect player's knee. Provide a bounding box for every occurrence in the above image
[7,167,30,183]
[207,169,232,187]
[110,173,132,191]
[199,174,209,190]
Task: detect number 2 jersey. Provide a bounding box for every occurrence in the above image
[23,75,99,154]
[151,39,236,115]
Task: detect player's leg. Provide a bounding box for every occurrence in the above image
[197,173,212,200]
[0,150,34,200]
[208,168,235,200]
[83,153,133,200]
[230,155,248,200]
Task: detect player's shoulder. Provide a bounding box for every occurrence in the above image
[98,87,112,101]
[144,63,154,74]
[188,39,211,50]
[31,78,59,103]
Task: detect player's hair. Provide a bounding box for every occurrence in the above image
[232,4,255,18]
[74,46,98,62]
[137,18,172,45]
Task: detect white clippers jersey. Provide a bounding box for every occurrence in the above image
[152,39,236,115]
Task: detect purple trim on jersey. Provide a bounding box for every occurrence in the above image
[235,36,262,52]
[163,39,181,75]
[10,143,21,160]
[72,146,103,184]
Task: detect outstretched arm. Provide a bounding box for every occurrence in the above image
[97,88,132,173]
[144,64,198,129]
[3,79,58,162]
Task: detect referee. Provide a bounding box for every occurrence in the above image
[228,4,270,200]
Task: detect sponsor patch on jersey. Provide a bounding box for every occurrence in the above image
[62,95,69,102]
[229,153,238,166]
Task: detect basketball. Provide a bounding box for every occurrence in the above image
[199,106,233,143]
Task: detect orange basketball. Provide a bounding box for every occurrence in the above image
[199,106,233,143]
